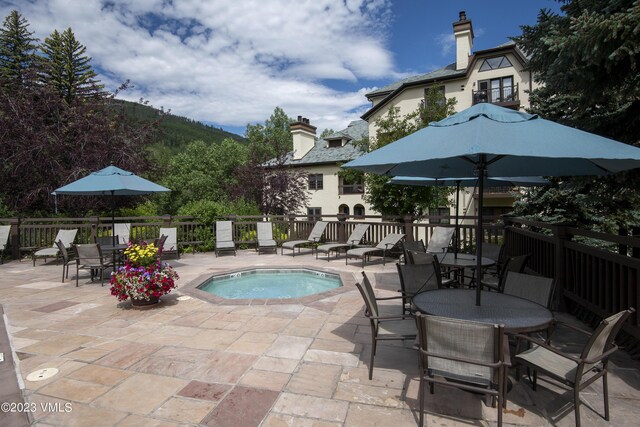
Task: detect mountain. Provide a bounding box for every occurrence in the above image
[117,99,246,154]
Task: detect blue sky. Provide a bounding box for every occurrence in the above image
[0,0,562,136]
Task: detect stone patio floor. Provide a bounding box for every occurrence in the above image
[0,250,639,426]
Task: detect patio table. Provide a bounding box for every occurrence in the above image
[436,253,494,286]
[412,288,553,333]
[100,244,128,267]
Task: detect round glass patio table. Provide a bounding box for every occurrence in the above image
[412,288,553,333]
[436,253,495,268]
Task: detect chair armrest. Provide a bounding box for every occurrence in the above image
[552,320,593,337]
[370,314,414,321]
[375,295,404,301]
[510,333,581,364]
[583,344,619,365]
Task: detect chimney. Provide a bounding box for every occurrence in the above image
[453,10,474,71]
[291,116,317,160]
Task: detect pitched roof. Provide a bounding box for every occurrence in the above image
[365,63,464,98]
[269,119,368,167]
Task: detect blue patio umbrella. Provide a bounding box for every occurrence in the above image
[344,103,640,305]
[388,176,550,255]
[53,165,171,246]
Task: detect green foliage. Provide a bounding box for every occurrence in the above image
[512,0,640,231]
[245,106,293,161]
[0,10,38,88]
[118,200,160,217]
[159,139,249,213]
[363,88,457,217]
[39,28,103,102]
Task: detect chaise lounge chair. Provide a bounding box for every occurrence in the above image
[0,225,10,264]
[281,221,328,256]
[426,226,455,253]
[256,222,277,254]
[113,223,131,245]
[158,227,179,259]
[215,221,236,256]
[33,228,78,266]
[315,223,370,261]
[346,233,405,267]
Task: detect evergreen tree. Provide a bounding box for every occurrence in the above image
[0,10,38,88]
[39,28,103,102]
[511,0,640,232]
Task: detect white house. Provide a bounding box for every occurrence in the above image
[282,11,539,220]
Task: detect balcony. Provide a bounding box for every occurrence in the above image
[339,183,364,195]
[472,83,519,107]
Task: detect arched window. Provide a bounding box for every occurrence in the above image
[354,204,365,219]
[339,204,350,216]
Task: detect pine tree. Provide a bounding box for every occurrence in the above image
[0,10,38,88]
[39,27,103,103]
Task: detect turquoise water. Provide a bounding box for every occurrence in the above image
[198,269,342,299]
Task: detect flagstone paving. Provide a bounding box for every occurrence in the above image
[0,250,639,426]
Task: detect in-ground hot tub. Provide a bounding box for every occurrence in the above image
[198,268,343,300]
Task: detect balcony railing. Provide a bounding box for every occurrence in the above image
[472,83,519,105]
[339,184,364,195]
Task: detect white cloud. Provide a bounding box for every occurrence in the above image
[435,33,455,57]
[0,0,397,132]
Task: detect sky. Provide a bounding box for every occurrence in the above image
[0,0,562,136]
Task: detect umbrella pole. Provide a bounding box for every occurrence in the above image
[111,190,117,267]
[475,157,486,306]
[454,181,460,258]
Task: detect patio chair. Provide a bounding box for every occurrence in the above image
[55,240,76,283]
[158,227,179,259]
[513,308,635,427]
[346,233,404,267]
[316,223,369,261]
[396,259,441,315]
[95,235,118,247]
[33,229,78,266]
[425,226,455,254]
[74,243,114,287]
[415,313,508,427]
[281,221,328,256]
[214,221,236,257]
[407,250,458,288]
[0,224,10,264]
[154,234,167,250]
[502,271,555,308]
[113,223,131,245]
[480,254,529,292]
[256,222,277,254]
[356,273,416,380]
[401,239,425,264]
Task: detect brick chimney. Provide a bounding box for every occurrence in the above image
[453,10,474,71]
[291,116,317,160]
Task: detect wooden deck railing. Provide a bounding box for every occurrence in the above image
[504,217,640,357]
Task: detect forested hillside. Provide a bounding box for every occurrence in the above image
[118,99,245,154]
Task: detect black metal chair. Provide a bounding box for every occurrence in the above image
[55,239,75,283]
[74,243,113,287]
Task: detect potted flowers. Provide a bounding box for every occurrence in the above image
[109,241,179,306]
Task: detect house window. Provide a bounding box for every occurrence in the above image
[307,207,322,221]
[327,139,342,148]
[482,207,511,223]
[424,85,446,107]
[475,76,516,104]
[354,204,365,218]
[479,56,513,72]
[339,176,364,194]
[308,174,323,190]
[429,207,450,224]
[339,204,350,216]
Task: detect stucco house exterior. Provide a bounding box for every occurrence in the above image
[281,116,374,218]
[281,11,539,220]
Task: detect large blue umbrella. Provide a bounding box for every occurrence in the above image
[53,165,171,246]
[345,103,640,305]
[389,176,550,255]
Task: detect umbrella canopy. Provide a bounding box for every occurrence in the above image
[53,166,171,247]
[344,103,640,305]
[54,166,171,196]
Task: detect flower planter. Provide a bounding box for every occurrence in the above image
[130,295,160,307]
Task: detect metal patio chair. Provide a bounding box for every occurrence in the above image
[346,233,405,267]
[215,221,237,257]
[281,220,327,256]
